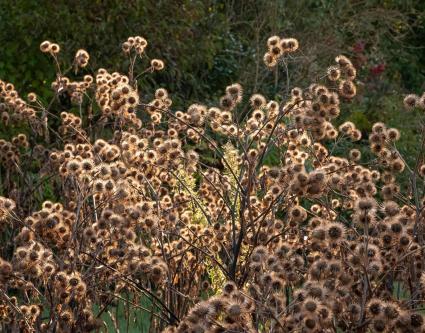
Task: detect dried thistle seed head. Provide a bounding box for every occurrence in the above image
[281,38,299,52]
[75,49,90,68]
[223,281,237,295]
[349,148,361,161]
[263,52,277,68]
[350,129,362,141]
[151,59,164,71]
[50,43,60,54]
[335,54,352,68]
[387,128,400,142]
[338,80,356,99]
[356,197,376,211]
[339,121,355,134]
[267,35,280,48]
[403,94,419,110]
[225,83,243,100]
[27,92,37,102]
[220,94,235,111]
[303,297,319,313]
[155,88,168,100]
[40,40,51,53]
[326,223,345,241]
[270,44,283,57]
[304,316,317,330]
[250,94,266,109]
[327,66,341,81]
[122,41,131,53]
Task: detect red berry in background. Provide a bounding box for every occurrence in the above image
[370,63,386,76]
[353,41,365,53]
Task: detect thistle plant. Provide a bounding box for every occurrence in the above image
[0,32,424,333]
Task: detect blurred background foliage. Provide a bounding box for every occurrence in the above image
[0,0,424,167]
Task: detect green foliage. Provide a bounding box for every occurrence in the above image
[94,295,153,333]
[1,0,424,106]
[0,0,238,107]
